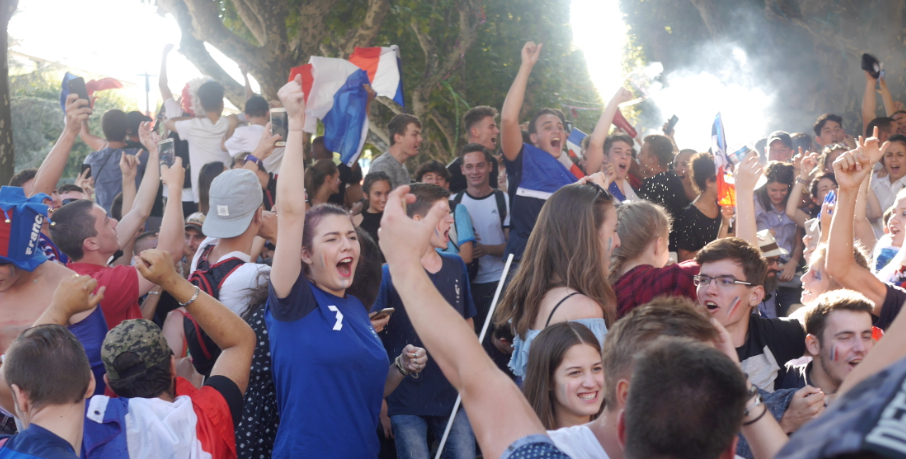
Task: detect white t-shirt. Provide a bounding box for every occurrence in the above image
[456,190,510,284]
[162,98,195,202]
[190,237,271,317]
[548,425,610,459]
[223,124,285,174]
[174,117,232,202]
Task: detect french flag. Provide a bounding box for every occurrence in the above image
[516,144,579,201]
[566,128,586,160]
[82,378,235,459]
[348,45,405,109]
[288,57,371,167]
[710,112,736,207]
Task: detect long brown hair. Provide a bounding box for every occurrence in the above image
[304,159,339,203]
[523,322,602,430]
[494,184,617,339]
[608,201,672,285]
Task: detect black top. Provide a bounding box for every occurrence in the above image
[737,314,807,391]
[676,203,722,253]
[203,375,244,429]
[359,210,383,247]
[235,306,278,459]
[778,360,813,391]
[638,171,689,251]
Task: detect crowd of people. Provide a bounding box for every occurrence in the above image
[1,40,906,459]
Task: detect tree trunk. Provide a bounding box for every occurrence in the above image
[0,0,17,186]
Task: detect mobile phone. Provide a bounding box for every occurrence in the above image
[80,164,91,179]
[665,115,679,134]
[270,108,288,147]
[67,77,91,109]
[369,308,396,321]
[158,138,175,167]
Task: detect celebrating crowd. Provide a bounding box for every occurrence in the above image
[1,40,906,459]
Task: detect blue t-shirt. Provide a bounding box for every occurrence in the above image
[443,204,476,255]
[0,424,78,459]
[372,253,477,417]
[265,276,388,458]
[68,306,108,396]
[83,147,147,214]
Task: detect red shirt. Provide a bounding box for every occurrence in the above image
[614,260,699,318]
[68,263,141,329]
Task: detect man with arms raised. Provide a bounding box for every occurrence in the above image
[50,126,186,329]
[500,41,630,261]
[370,114,422,189]
[447,106,501,193]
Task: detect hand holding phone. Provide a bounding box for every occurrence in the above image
[369,308,395,322]
[67,77,91,109]
[158,139,176,167]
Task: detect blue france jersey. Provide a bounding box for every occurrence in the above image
[265,275,388,458]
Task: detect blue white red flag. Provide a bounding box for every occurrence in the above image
[516,144,579,201]
[566,129,587,159]
[299,57,371,166]
[348,45,405,109]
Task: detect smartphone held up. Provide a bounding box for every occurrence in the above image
[67,77,91,109]
[158,139,176,167]
[270,108,288,147]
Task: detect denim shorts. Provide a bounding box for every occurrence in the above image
[499,434,571,459]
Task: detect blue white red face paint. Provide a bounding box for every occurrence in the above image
[726,296,740,317]
[830,343,837,362]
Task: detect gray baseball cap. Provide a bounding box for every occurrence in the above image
[202,169,263,238]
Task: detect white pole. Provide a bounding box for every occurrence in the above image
[434,254,515,459]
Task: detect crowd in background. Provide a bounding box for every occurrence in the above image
[1,40,906,459]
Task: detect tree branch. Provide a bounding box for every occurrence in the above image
[157,0,246,108]
[181,0,260,64]
[289,0,343,60]
[338,0,391,57]
[228,0,266,46]
[430,108,456,153]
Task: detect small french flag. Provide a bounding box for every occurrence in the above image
[566,129,587,160]
[348,45,405,109]
[288,58,371,167]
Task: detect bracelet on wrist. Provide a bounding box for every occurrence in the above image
[796,177,808,185]
[742,402,768,426]
[246,154,262,166]
[178,285,200,307]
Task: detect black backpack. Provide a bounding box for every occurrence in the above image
[449,190,508,280]
[185,244,245,377]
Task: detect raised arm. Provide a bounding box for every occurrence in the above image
[786,150,816,227]
[854,172,879,251]
[117,122,161,249]
[380,185,547,459]
[863,71,878,135]
[159,44,175,102]
[271,76,307,298]
[113,153,140,267]
[585,87,634,175]
[240,64,253,100]
[826,130,890,309]
[734,152,763,247]
[880,77,897,117]
[136,249,255,394]
[79,120,107,152]
[30,94,90,197]
[500,42,542,162]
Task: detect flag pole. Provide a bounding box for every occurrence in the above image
[434,254,515,459]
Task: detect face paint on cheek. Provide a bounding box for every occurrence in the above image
[726,297,741,317]
[830,343,837,362]
[813,270,822,281]
[607,237,613,254]
[560,383,569,405]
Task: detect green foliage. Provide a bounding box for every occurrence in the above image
[372,0,601,162]
[9,62,137,182]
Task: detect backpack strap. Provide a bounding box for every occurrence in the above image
[451,190,465,208]
[494,190,507,227]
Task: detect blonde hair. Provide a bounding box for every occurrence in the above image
[608,201,672,285]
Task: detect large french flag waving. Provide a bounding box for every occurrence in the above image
[288,58,371,167]
[349,46,405,109]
